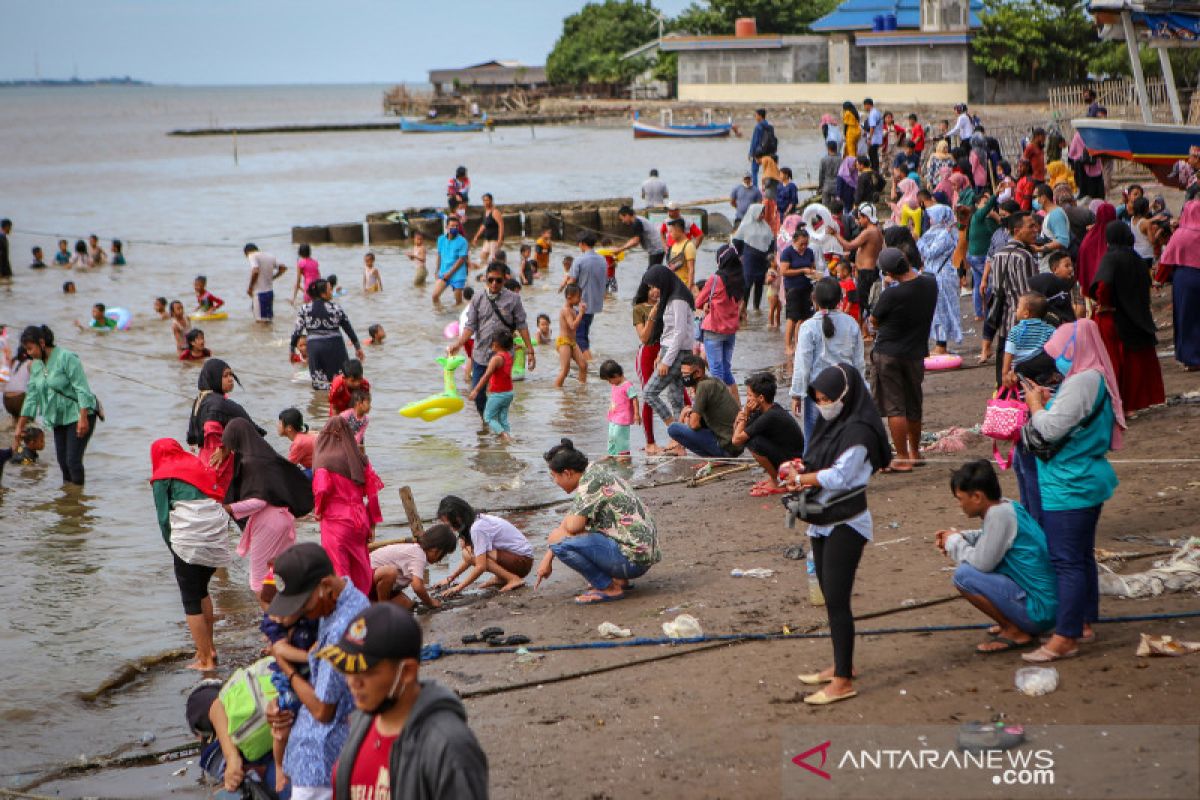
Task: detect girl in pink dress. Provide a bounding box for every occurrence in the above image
[220,418,314,606]
[312,415,382,593]
[292,243,321,304]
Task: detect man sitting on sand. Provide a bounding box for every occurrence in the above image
[666,355,744,460]
[936,460,1058,654]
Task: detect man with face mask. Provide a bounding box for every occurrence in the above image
[431,218,470,307]
[324,603,488,800]
[265,543,370,800]
[665,354,744,459]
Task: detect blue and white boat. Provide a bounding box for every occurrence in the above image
[632,110,734,139]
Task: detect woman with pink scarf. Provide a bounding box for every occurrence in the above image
[1160,199,1200,370]
[312,414,383,594]
[890,178,921,233]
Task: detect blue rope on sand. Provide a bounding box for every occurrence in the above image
[419,610,1200,662]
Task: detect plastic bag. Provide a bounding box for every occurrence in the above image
[662,614,702,639]
[1014,666,1059,696]
[170,498,232,567]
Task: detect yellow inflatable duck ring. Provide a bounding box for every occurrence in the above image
[399,355,467,422]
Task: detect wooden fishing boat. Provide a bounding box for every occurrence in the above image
[400,118,484,133]
[632,110,733,139]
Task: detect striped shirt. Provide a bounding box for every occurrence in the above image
[1005,318,1057,362]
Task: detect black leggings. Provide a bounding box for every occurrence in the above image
[52,412,97,485]
[746,273,766,310]
[173,552,216,616]
[811,525,866,679]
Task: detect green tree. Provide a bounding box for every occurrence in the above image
[672,0,839,35]
[1089,40,1200,91]
[546,0,662,85]
[972,0,1100,83]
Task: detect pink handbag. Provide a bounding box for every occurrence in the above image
[981,387,1029,470]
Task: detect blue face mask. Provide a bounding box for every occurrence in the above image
[1055,326,1077,377]
[1032,199,1043,211]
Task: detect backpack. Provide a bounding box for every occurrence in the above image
[755,123,778,158]
[218,657,280,762]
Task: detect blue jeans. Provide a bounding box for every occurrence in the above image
[576,313,595,353]
[483,390,513,434]
[953,562,1047,634]
[967,254,988,319]
[1041,504,1102,639]
[702,333,736,385]
[1011,443,1043,526]
[749,155,760,187]
[471,361,488,417]
[801,397,821,453]
[666,422,726,457]
[551,532,650,591]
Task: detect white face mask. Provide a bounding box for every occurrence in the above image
[818,401,844,421]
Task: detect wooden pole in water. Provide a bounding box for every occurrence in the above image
[399,485,424,539]
[233,129,238,165]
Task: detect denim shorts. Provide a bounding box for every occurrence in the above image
[952,562,1047,634]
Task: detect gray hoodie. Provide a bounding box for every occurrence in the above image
[334,679,488,800]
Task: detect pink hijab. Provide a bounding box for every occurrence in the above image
[893,178,920,220]
[1160,200,1200,269]
[777,214,804,252]
[1043,319,1126,450]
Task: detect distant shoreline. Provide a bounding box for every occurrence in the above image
[0,77,150,88]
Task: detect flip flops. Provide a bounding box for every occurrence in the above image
[749,484,787,497]
[803,689,858,705]
[975,636,1037,655]
[797,673,831,686]
[574,590,625,605]
[1021,645,1079,663]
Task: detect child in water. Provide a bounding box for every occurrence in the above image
[535,228,553,272]
[327,273,345,297]
[536,313,553,345]
[367,324,386,346]
[554,285,588,387]
[370,523,457,609]
[110,240,126,266]
[169,300,189,353]
[362,252,382,293]
[518,243,536,285]
[79,303,116,331]
[557,255,574,292]
[0,426,45,482]
[469,331,516,443]
[153,297,169,320]
[193,275,224,314]
[29,247,46,270]
[62,281,75,294]
[599,360,640,462]
[328,359,369,416]
[340,388,371,447]
[408,231,428,286]
[291,335,307,364]
[278,407,316,476]
[54,240,71,266]
[179,329,211,362]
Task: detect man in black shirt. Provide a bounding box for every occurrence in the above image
[731,372,805,492]
[869,247,938,472]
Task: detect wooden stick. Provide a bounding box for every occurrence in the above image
[369,536,416,552]
[688,463,751,487]
[399,485,425,540]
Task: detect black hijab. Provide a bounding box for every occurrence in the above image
[1027,272,1076,326]
[804,364,891,473]
[883,225,923,272]
[1093,221,1157,349]
[186,359,263,446]
[644,265,695,344]
[222,418,314,517]
[714,244,746,303]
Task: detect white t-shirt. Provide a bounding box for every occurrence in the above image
[641,178,668,207]
[248,251,279,293]
[470,514,533,558]
[369,543,428,590]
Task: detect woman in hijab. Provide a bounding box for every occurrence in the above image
[841,101,861,159]
[290,278,364,390]
[640,265,696,456]
[969,130,991,189]
[312,414,382,594]
[221,418,314,605]
[883,225,923,278]
[1091,221,1165,413]
[1068,131,1105,200]
[918,205,963,355]
[836,155,859,213]
[185,358,263,492]
[1160,199,1200,370]
[150,438,225,671]
[1046,160,1077,194]
[1020,320,1124,663]
[891,177,922,233]
[926,139,955,189]
[1075,201,1116,299]
[733,203,775,312]
[696,244,746,400]
[820,112,843,149]
[781,363,890,704]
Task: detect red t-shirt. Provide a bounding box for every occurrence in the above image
[488,351,514,393]
[838,278,860,321]
[910,123,926,153]
[333,721,398,800]
[329,375,372,416]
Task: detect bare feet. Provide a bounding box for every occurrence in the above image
[478,578,505,590]
[645,443,662,456]
[186,658,218,672]
[498,578,526,592]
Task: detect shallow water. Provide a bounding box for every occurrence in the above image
[0,84,810,782]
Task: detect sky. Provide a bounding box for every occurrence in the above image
[4,0,696,85]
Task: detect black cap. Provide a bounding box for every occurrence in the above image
[266,542,333,618]
[185,680,223,737]
[878,247,909,276]
[317,603,423,674]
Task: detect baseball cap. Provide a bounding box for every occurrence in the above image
[266,542,333,618]
[743,171,752,179]
[185,679,223,737]
[317,602,423,674]
[878,247,910,275]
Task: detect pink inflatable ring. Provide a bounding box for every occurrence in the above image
[924,353,963,370]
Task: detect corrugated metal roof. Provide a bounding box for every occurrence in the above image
[812,0,983,32]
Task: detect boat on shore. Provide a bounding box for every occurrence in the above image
[400,118,484,133]
[632,110,733,139]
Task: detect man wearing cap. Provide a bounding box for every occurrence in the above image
[616,205,666,266]
[265,543,370,800]
[730,173,762,227]
[322,603,489,800]
[869,247,938,472]
[659,202,704,249]
[833,203,884,327]
[567,234,607,358]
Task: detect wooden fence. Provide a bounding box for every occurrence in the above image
[1047,76,1176,124]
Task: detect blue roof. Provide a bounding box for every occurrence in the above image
[812,0,983,32]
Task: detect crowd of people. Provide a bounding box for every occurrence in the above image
[1,91,1198,797]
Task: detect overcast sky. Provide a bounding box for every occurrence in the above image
[4,0,695,84]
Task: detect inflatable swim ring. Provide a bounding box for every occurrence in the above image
[594,247,626,262]
[924,353,963,371]
[399,355,467,422]
[443,321,460,340]
[191,311,229,321]
[104,307,132,331]
[511,335,527,382]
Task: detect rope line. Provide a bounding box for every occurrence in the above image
[12,227,291,249]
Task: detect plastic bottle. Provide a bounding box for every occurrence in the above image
[807,552,825,606]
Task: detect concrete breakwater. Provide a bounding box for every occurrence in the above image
[292,197,733,247]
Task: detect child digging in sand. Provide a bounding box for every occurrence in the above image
[555,285,588,387]
[433,495,535,595]
[370,523,456,609]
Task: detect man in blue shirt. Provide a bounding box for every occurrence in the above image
[431,217,470,307]
[776,167,799,218]
[730,173,762,226]
[864,98,883,173]
[568,233,608,356]
[265,543,371,800]
[748,109,774,187]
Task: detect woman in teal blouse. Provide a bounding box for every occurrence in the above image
[12,325,99,485]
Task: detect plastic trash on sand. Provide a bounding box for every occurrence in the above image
[1015,666,1059,696]
[730,568,775,578]
[598,622,632,639]
[1136,633,1200,657]
[662,614,703,639]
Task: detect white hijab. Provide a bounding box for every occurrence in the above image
[733,203,774,252]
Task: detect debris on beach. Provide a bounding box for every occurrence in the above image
[1099,537,1200,597]
[1014,667,1059,696]
[662,614,703,639]
[598,622,632,639]
[730,568,775,578]
[1136,633,1200,657]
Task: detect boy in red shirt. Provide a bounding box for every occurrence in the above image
[328,359,369,416]
[833,257,860,321]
